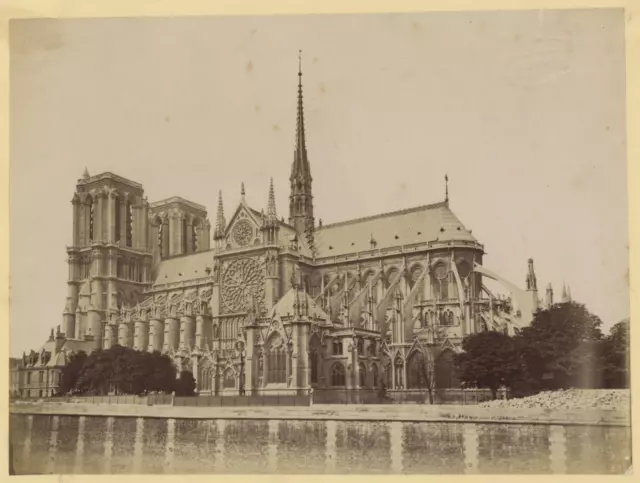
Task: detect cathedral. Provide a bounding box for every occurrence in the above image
[15,58,570,400]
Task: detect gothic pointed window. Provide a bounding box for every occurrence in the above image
[267,334,287,384]
[223,368,235,388]
[310,350,318,384]
[407,351,429,389]
[126,201,133,247]
[114,196,121,243]
[191,220,198,252]
[182,217,188,254]
[87,196,94,241]
[358,362,366,388]
[331,362,346,387]
[394,357,404,388]
[372,364,379,388]
[332,339,342,355]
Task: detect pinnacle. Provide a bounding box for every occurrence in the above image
[267,178,277,219]
[215,190,226,237]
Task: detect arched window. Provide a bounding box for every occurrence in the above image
[435,350,460,389]
[372,364,379,388]
[408,267,422,290]
[223,368,235,388]
[267,335,287,384]
[198,364,212,392]
[125,201,133,247]
[192,219,199,252]
[386,269,399,289]
[433,262,449,300]
[359,362,366,388]
[332,339,342,355]
[310,351,319,384]
[114,196,122,243]
[394,357,404,388]
[331,363,346,387]
[440,310,455,326]
[181,218,188,254]
[87,195,94,241]
[407,351,430,389]
[309,334,321,385]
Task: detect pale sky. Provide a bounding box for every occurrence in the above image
[9,10,627,356]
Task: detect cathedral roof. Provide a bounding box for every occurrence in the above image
[269,287,328,321]
[153,249,214,286]
[314,202,477,258]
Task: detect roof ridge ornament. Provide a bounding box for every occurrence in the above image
[445,173,449,205]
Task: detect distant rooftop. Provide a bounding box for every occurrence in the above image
[149,196,207,213]
[77,171,143,190]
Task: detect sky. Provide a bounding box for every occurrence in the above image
[9,9,627,356]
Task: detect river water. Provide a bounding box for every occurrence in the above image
[9,414,631,474]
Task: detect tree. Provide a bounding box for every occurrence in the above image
[174,370,196,396]
[73,346,177,396]
[57,351,88,395]
[517,302,604,390]
[454,331,523,399]
[601,319,630,389]
[146,351,177,394]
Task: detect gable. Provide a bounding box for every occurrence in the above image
[225,203,264,249]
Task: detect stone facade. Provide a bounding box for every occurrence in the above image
[16,61,560,399]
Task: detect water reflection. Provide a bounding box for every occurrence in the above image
[9,414,631,475]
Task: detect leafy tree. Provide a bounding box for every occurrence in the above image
[517,302,604,390]
[72,346,177,396]
[57,351,88,395]
[174,370,196,396]
[601,319,630,389]
[145,351,177,394]
[454,331,523,399]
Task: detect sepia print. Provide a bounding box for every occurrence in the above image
[8,9,631,475]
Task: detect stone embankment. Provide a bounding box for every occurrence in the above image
[480,389,630,411]
[11,397,630,426]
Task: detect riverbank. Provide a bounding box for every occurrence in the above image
[10,400,630,426]
[480,389,630,411]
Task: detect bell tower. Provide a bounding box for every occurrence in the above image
[288,51,315,247]
[63,169,153,349]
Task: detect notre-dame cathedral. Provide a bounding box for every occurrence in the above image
[17,59,569,400]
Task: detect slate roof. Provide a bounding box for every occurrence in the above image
[153,249,214,286]
[314,202,477,258]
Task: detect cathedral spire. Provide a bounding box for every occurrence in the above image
[292,49,308,179]
[289,50,315,241]
[214,191,226,239]
[82,166,90,180]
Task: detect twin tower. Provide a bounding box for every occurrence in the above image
[61,53,317,350]
[62,169,214,348]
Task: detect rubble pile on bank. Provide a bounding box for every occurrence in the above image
[479,389,630,410]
